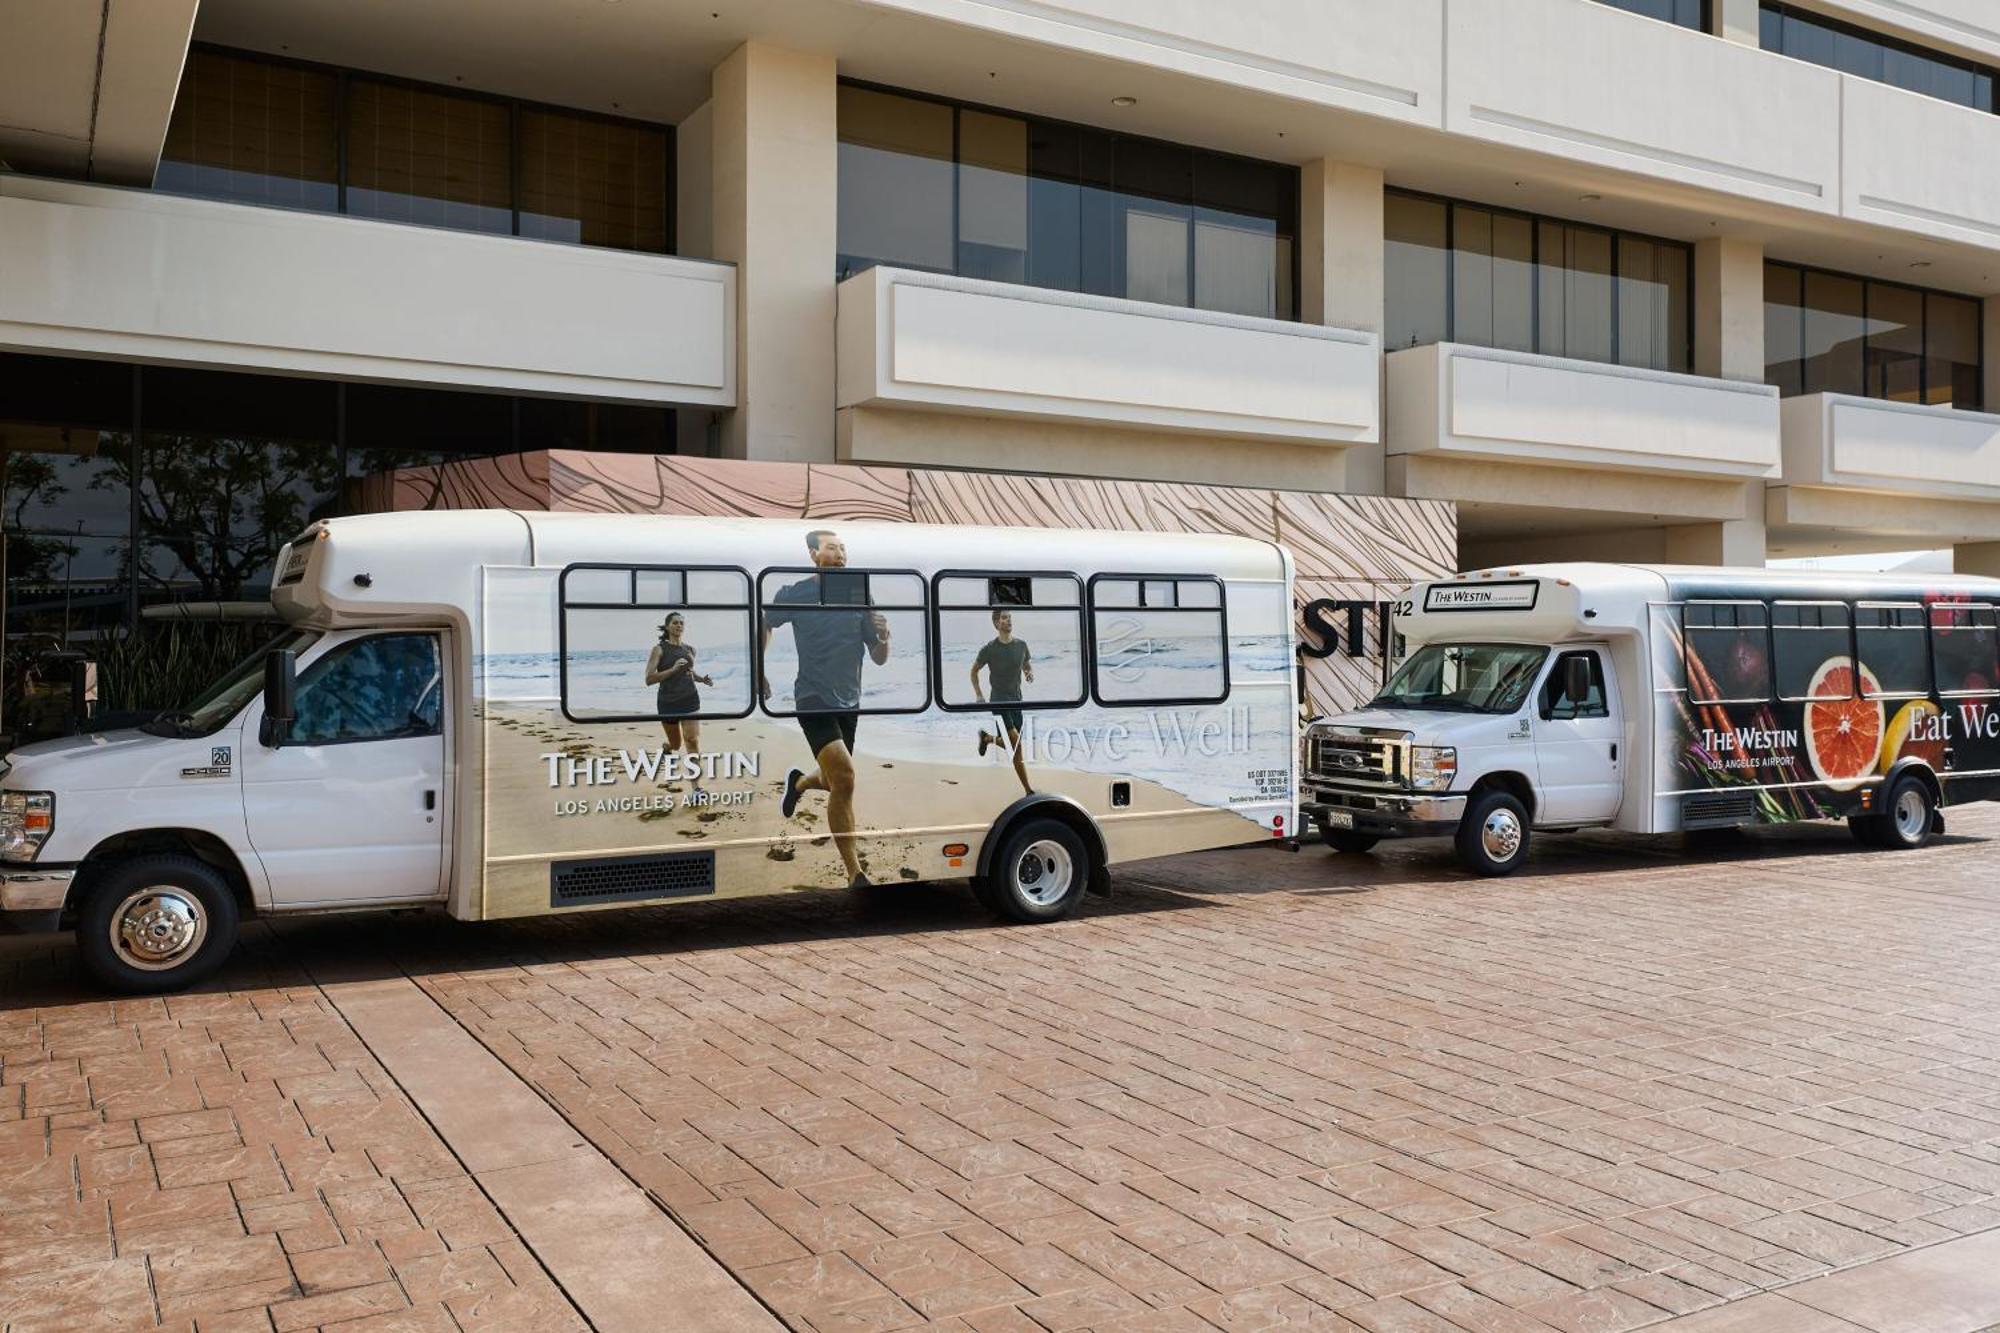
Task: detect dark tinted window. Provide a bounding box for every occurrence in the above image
[1931,605,2000,696]
[157,49,339,211]
[837,84,1297,320]
[518,110,669,252]
[1856,604,1931,698]
[1543,651,1609,720]
[1386,191,1691,372]
[1762,4,1997,113]
[1592,0,1705,27]
[1766,262,1984,411]
[1685,602,1771,704]
[1771,602,1852,701]
[292,633,443,743]
[346,80,513,235]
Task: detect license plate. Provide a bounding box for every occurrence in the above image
[1322,809,1355,829]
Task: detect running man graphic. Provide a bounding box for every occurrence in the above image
[760,529,890,888]
[973,608,1034,796]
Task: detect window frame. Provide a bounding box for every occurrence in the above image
[159,42,674,254]
[1384,186,1695,373]
[1854,601,1933,700]
[1682,599,1774,705]
[1928,601,2000,699]
[1759,3,1998,115]
[281,630,444,748]
[1764,259,1985,411]
[1770,600,1856,703]
[756,565,933,718]
[1086,572,1231,708]
[557,562,756,725]
[929,569,1089,714]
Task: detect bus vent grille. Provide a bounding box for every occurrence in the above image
[550,851,716,908]
[1682,792,1759,829]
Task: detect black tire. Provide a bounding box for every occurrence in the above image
[1848,814,1886,847]
[1455,790,1531,877]
[1872,774,1936,851]
[1319,823,1381,854]
[75,855,240,994]
[980,818,1091,923]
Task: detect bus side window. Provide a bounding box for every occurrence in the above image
[1089,576,1229,705]
[1855,604,1930,699]
[558,565,754,723]
[1683,601,1771,705]
[758,568,930,715]
[934,574,1086,711]
[1771,602,1853,702]
[1930,603,2000,697]
[1542,651,1606,720]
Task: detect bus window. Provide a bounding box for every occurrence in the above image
[1855,604,1931,699]
[559,565,754,722]
[1683,601,1770,704]
[1090,575,1228,705]
[1930,603,1999,697]
[935,574,1085,711]
[1772,602,1853,701]
[759,569,929,715]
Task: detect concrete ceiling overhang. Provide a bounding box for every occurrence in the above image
[0,0,199,183]
[192,0,2000,294]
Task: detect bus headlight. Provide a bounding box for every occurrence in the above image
[1410,747,1457,792]
[0,792,54,862]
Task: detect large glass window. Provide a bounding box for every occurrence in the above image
[1856,604,1931,699]
[1771,602,1852,701]
[1,352,678,743]
[1684,602,1771,705]
[1765,262,1984,410]
[759,569,930,715]
[935,575,1086,712]
[560,567,754,722]
[1089,577,1228,705]
[837,83,1297,320]
[156,46,671,254]
[290,633,443,744]
[1762,4,1997,114]
[1930,604,1999,697]
[1592,0,1706,27]
[1385,190,1692,372]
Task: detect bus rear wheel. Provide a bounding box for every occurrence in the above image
[76,855,240,994]
[980,819,1089,923]
[1456,791,1530,877]
[1856,775,1936,852]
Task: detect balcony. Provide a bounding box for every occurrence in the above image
[1780,393,2000,500]
[0,175,734,405]
[1842,77,2000,250]
[1386,342,1782,479]
[835,266,1380,446]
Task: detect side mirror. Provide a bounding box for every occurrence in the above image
[260,649,297,747]
[1564,655,1592,704]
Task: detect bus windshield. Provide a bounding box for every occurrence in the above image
[141,628,322,738]
[1371,643,1547,715]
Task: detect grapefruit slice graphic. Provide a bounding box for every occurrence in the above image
[1804,659,1883,791]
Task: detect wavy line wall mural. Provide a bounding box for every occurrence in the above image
[366,452,1457,715]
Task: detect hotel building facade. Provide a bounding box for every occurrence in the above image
[3,0,1999,732]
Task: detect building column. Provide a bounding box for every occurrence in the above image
[1694,236,1764,383]
[1709,0,1760,45]
[1986,294,2000,413]
[708,43,838,463]
[1300,160,1385,495]
[1956,542,2000,577]
[1661,480,1767,566]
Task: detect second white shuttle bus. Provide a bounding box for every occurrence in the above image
[1305,562,2000,874]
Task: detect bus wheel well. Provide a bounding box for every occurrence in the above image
[1469,772,1537,822]
[980,797,1111,897]
[1886,761,1943,807]
[76,831,255,920]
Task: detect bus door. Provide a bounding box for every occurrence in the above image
[1534,645,1623,824]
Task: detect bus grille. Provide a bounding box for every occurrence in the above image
[1310,735,1402,786]
[550,851,716,907]
[1681,792,1759,829]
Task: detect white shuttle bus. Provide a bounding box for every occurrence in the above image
[1305,563,2000,875]
[0,512,1298,992]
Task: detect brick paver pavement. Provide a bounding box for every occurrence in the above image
[6,809,2000,1331]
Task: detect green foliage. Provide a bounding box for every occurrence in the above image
[92,621,276,714]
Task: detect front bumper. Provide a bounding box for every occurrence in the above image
[1303,786,1467,837]
[1,866,74,934]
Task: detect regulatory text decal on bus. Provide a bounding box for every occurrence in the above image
[1653,576,2000,823]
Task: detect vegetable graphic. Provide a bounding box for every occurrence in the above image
[1803,659,1884,791]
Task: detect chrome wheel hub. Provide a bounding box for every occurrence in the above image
[1894,788,1928,841]
[1014,840,1074,907]
[1480,809,1523,862]
[112,890,206,971]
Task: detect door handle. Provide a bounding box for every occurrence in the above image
[424,789,437,811]
[1610,743,1618,762]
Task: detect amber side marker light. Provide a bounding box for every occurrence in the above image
[943,842,968,868]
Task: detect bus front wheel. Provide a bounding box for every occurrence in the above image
[1456,791,1530,877]
[75,855,240,994]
